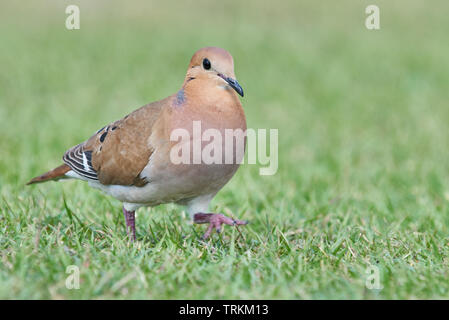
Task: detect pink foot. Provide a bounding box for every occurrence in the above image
[122,207,136,241]
[193,213,248,239]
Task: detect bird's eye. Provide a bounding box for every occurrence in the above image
[202,58,211,70]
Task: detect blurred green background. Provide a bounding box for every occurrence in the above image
[1,0,449,299]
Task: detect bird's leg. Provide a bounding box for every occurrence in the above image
[122,207,136,241]
[193,213,248,239]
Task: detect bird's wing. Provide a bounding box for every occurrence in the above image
[63,98,167,186]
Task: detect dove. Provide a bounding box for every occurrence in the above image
[27,47,248,240]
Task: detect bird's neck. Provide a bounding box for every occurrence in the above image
[169,78,245,130]
[182,78,241,110]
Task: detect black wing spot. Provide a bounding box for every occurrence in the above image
[100,131,108,143]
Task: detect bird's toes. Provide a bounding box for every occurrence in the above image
[233,219,249,226]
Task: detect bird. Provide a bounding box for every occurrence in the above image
[27,47,248,241]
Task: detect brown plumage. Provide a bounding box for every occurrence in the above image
[27,164,71,185]
[27,47,248,240]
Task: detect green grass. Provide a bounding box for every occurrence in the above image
[1,0,449,299]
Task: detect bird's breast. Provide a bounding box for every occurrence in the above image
[137,85,247,202]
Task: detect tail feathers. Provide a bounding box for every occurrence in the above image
[27,164,71,185]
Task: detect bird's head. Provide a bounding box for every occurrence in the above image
[185,47,244,97]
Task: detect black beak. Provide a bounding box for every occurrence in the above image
[218,74,244,97]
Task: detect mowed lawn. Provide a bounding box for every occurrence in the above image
[1,0,449,299]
